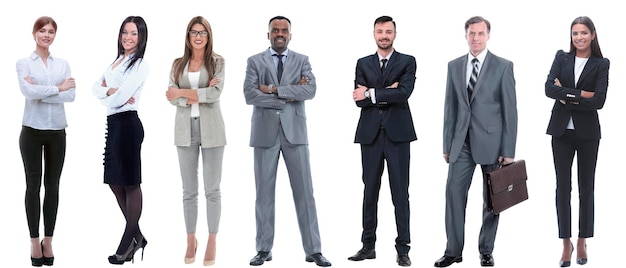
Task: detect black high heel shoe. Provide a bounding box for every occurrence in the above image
[125,237,148,262]
[41,241,54,266]
[31,241,44,267]
[576,243,588,265]
[108,240,137,265]
[31,256,44,267]
[560,242,574,267]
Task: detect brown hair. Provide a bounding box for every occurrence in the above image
[32,16,57,33]
[172,16,220,85]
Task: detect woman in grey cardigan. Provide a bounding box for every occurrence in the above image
[165,16,226,266]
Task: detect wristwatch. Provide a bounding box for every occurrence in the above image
[364,88,371,98]
[268,84,274,94]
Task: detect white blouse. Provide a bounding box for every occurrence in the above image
[16,52,75,130]
[92,54,149,116]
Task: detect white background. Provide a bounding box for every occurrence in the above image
[1,0,623,267]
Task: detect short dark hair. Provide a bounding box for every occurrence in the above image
[465,16,491,33]
[569,16,603,58]
[269,16,291,26]
[374,15,396,29]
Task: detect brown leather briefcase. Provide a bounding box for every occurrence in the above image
[485,160,528,214]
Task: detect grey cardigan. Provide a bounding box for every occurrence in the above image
[169,55,226,148]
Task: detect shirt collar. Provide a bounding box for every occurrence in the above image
[467,48,488,63]
[269,47,289,57]
[378,49,395,61]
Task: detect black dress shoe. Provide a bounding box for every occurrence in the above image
[397,253,411,266]
[250,251,272,266]
[479,254,494,267]
[434,255,462,267]
[348,248,376,261]
[306,253,332,267]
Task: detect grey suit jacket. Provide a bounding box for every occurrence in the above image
[168,55,227,148]
[244,48,316,147]
[443,51,517,164]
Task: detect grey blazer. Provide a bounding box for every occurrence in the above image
[443,51,517,164]
[243,48,316,147]
[169,55,226,148]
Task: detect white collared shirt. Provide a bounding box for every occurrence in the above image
[92,54,149,115]
[16,52,75,130]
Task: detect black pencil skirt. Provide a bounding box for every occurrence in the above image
[103,111,144,185]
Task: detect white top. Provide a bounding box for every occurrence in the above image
[188,71,200,118]
[16,52,75,130]
[92,54,149,116]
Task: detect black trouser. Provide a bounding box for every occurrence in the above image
[552,130,599,238]
[19,126,66,238]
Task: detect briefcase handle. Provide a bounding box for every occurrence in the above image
[496,160,516,169]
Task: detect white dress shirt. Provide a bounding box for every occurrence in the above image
[92,54,149,115]
[16,52,75,130]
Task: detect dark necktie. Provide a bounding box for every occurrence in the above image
[467,58,479,98]
[274,54,284,83]
[381,58,388,75]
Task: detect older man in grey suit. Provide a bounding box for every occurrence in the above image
[434,16,517,268]
[243,16,331,267]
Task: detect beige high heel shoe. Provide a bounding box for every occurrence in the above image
[184,239,197,264]
[203,234,217,266]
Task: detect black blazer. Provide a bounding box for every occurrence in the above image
[354,51,417,144]
[545,50,609,140]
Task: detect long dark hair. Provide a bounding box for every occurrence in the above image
[172,16,219,85]
[569,16,602,58]
[116,16,148,72]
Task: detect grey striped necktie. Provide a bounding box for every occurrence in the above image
[467,58,479,98]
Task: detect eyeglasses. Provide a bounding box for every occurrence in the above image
[189,30,209,37]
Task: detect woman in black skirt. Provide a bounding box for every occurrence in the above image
[91,16,149,265]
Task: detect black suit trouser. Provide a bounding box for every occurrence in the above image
[552,129,599,238]
[360,128,411,254]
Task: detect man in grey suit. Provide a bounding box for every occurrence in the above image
[434,16,517,268]
[243,16,331,267]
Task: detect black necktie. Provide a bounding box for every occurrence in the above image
[467,58,479,98]
[274,54,284,83]
[381,58,388,75]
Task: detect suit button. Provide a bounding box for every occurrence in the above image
[379,110,383,114]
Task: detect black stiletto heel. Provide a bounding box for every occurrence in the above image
[125,237,148,262]
[40,241,54,266]
[108,240,137,265]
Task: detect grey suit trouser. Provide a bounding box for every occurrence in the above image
[253,126,322,256]
[177,117,223,234]
[445,142,499,257]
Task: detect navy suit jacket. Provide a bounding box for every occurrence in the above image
[545,50,609,140]
[354,50,417,144]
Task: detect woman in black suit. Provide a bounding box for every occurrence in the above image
[545,16,609,267]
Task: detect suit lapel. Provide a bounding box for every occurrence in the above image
[453,57,471,105]
[263,50,279,84]
[470,52,491,103]
[563,52,576,87]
